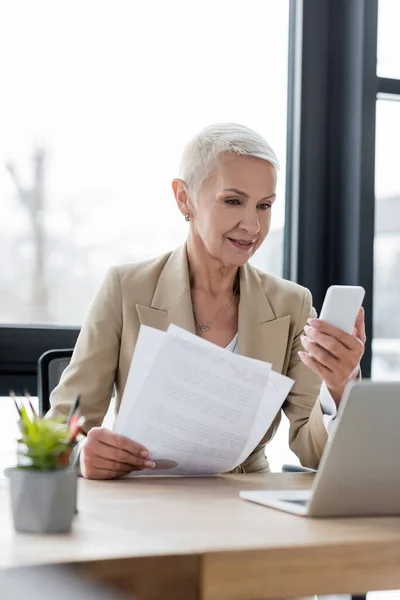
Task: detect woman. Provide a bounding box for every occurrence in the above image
[49,123,365,479]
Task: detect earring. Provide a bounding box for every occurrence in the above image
[184,213,191,222]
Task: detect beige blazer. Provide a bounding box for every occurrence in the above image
[49,245,328,472]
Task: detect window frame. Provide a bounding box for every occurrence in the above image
[284,0,400,378]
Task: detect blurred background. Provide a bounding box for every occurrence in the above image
[0,0,288,326]
[0,0,399,473]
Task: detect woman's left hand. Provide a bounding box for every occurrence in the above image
[299,308,366,407]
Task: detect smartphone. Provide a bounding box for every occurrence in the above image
[319,285,365,334]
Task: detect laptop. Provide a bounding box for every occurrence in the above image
[239,381,400,517]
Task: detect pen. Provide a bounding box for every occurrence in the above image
[67,394,81,427]
[282,464,317,473]
[67,416,86,443]
[10,391,22,418]
[24,390,37,418]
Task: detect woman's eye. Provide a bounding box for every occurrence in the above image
[258,203,272,211]
[225,198,241,206]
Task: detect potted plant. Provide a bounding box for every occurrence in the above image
[5,397,82,534]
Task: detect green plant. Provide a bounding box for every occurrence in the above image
[17,406,71,470]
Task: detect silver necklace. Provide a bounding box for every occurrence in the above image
[193,284,238,335]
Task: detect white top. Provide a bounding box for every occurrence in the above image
[224,333,337,435]
[225,333,239,353]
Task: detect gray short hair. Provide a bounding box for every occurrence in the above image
[179,122,279,193]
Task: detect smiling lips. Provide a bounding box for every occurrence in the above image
[228,238,256,251]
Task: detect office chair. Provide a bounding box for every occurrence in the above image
[37,349,73,416]
[38,349,117,417]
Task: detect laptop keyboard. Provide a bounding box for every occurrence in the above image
[284,499,309,506]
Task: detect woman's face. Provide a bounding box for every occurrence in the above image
[184,154,277,267]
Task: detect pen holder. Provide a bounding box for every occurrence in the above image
[5,466,77,533]
[6,403,80,534]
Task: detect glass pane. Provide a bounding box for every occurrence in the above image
[377,0,400,79]
[372,99,400,379]
[0,0,289,326]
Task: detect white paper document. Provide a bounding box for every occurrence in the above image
[115,325,294,476]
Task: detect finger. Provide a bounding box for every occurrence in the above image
[89,439,155,469]
[307,318,361,351]
[90,456,143,473]
[301,334,363,378]
[353,307,366,343]
[80,449,138,480]
[84,467,132,480]
[303,326,346,359]
[89,428,150,458]
[301,336,343,371]
[298,351,333,380]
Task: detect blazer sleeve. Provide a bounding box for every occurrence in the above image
[47,267,122,431]
[282,288,328,469]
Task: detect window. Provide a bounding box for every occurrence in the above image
[373,0,400,380]
[372,99,400,380]
[0,0,289,327]
[377,0,400,79]
[0,1,292,473]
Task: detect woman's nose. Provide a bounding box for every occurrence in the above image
[239,210,260,235]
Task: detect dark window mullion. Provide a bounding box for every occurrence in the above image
[286,0,378,377]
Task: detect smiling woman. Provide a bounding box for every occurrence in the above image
[177,123,279,266]
[0,0,293,476]
[46,122,366,481]
[172,124,279,348]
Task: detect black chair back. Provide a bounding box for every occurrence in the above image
[0,325,79,397]
[38,349,74,416]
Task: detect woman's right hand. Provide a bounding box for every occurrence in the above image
[80,427,155,480]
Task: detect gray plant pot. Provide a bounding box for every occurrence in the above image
[5,467,77,533]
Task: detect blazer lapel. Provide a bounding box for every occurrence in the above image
[136,245,196,334]
[238,263,291,374]
[136,247,290,374]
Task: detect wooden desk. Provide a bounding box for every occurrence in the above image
[1,473,400,600]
